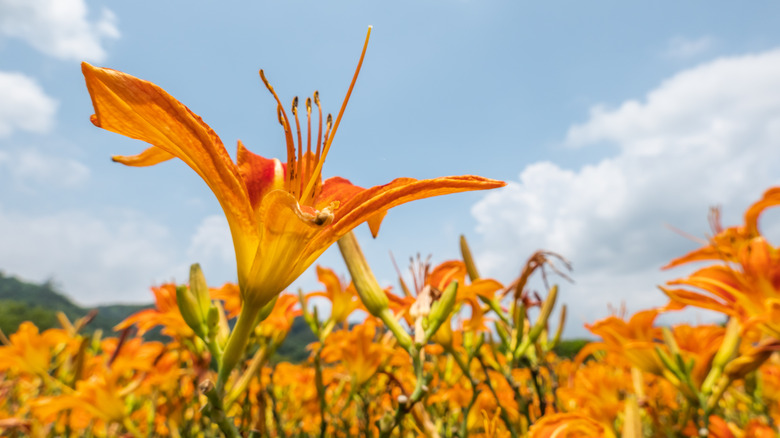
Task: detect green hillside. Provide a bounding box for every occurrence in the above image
[0,272,151,336]
[0,272,585,362]
[0,271,317,361]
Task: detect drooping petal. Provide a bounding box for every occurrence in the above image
[744,187,780,236]
[660,287,733,315]
[81,63,257,274]
[301,175,506,268]
[327,175,505,233]
[112,145,174,166]
[316,176,387,236]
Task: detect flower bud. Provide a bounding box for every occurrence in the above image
[337,231,389,317]
[177,285,206,338]
[189,263,212,324]
[425,281,458,341]
[459,234,480,281]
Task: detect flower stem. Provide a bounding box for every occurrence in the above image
[218,304,259,393]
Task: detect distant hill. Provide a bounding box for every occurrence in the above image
[0,271,316,361]
[0,272,585,362]
[0,271,151,336]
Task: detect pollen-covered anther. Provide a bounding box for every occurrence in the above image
[312,207,335,226]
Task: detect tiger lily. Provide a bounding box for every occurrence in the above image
[82,28,504,385]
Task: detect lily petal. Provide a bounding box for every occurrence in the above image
[82,62,258,272]
[112,145,175,167]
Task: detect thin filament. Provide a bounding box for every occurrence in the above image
[301,26,371,202]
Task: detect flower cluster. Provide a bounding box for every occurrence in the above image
[2,187,780,437]
[3,28,780,438]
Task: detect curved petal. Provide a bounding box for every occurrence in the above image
[745,187,780,235]
[429,260,466,291]
[112,145,175,167]
[302,175,506,268]
[81,63,257,272]
[317,176,387,237]
[660,287,733,315]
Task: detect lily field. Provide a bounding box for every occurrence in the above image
[3,19,780,438]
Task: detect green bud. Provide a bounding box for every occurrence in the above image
[495,321,510,348]
[425,281,458,341]
[337,231,389,317]
[459,235,480,281]
[177,285,206,338]
[527,285,558,344]
[189,263,212,323]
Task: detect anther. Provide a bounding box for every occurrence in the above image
[292,96,299,115]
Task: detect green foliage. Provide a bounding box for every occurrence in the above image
[552,338,590,359]
[0,271,150,337]
[275,317,317,363]
[0,299,60,335]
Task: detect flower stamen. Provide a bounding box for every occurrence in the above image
[300,25,372,202]
[259,69,296,191]
[292,97,303,199]
[305,97,313,196]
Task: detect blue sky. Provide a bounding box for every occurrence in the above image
[2,1,780,337]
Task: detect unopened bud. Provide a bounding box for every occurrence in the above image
[425,281,458,341]
[337,231,389,317]
[459,234,480,281]
[177,285,206,338]
[189,264,212,322]
[527,285,558,343]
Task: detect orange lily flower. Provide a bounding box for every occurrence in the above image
[307,265,362,325]
[0,322,74,376]
[578,309,664,375]
[115,283,194,339]
[528,413,614,438]
[81,30,504,316]
[662,187,780,338]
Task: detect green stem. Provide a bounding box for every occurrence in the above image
[476,356,517,438]
[315,348,328,438]
[225,344,269,408]
[448,348,478,438]
[218,304,259,393]
[203,384,241,438]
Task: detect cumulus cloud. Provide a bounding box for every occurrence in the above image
[664,36,714,59]
[0,148,89,190]
[0,207,180,305]
[186,214,237,281]
[0,71,57,137]
[0,0,119,62]
[472,49,780,336]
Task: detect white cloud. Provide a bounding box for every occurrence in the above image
[472,49,780,336]
[0,148,89,190]
[0,0,119,62]
[664,36,714,59]
[0,207,181,305]
[186,214,237,280]
[0,71,57,137]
